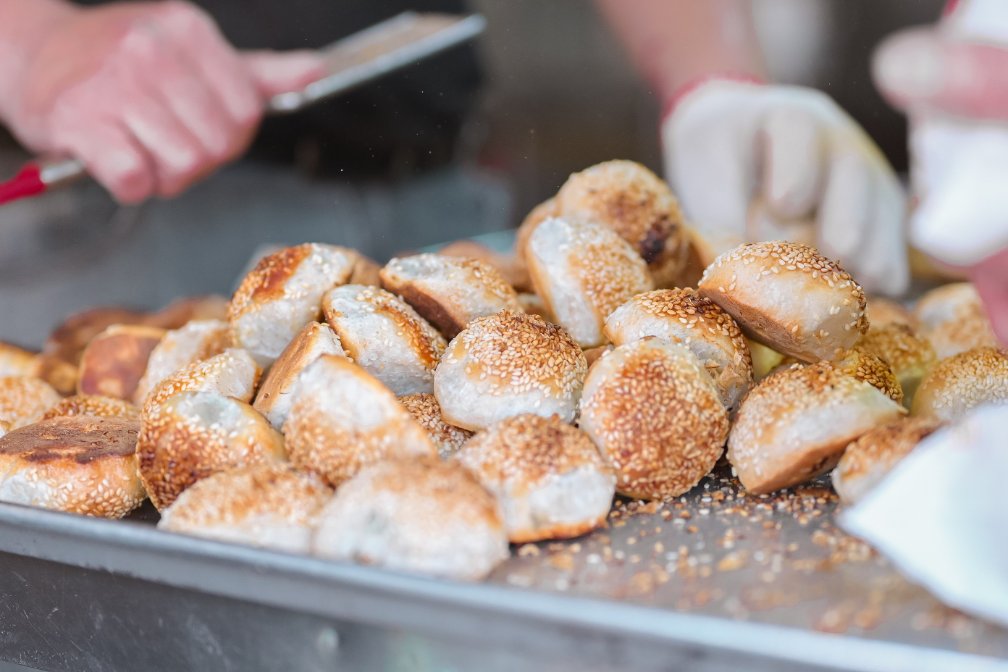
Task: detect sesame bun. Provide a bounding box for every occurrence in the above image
[578,338,729,500]
[138,390,285,510]
[698,241,868,362]
[728,361,905,494]
[434,311,587,431]
[312,456,508,581]
[865,297,917,330]
[0,416,144,518]
[159,463,332,553]
[228,243,356,367]
[380,254,521,339]
[253,321,344,430]
[911,347,1008,422]
[322,285,446,396]
[914,283,997,360]
[457,414,615,542]
[133,319,231,405]
[858,324,936,407]
[555,160,688,288]
[525,216,653,347]
[42,395,140,421]
[44,307,146,366]
[34,355,78,396]
[0,377,62,429]
[142,348,261,417]
[77,324,166,400]
[604,288,753,412]
[147,295,230,329]
[515,197,558,264]
[437,240,532,293]
[282,355,435,487]
[399,393,472,459]
[832,417,942,504]
[832,347,904,405]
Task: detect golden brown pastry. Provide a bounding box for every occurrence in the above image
[0,376,62,429]
[911,347,1008,421]
[133,319,231,405]
[77,324,166,400]
[42,395,140,421]
[914,283,997,360]
[398,393,472,459]
[858,324,937,407]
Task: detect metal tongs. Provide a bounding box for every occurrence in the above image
[0,12,485,206]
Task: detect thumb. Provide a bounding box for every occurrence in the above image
[969,248,1008,347]
[242,50,326,97]
[873,28,1008,120]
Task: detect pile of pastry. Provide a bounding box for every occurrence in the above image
[0,160,1005,582]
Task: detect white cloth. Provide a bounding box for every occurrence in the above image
[662,80,908,295]
[841,404,1008,628]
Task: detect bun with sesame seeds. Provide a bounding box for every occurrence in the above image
[399,393,472,459]
[515,197,558,264]
[832,416,942,504]
[0,342,78,397]
[228,243,356,367]
[554,160,690,288]
[158,463,332,553]
[322,285,446,396]
[831,347,904,405]
[911,347,1008,422]
[282,355,435,487]
[0,416,145,518]
[525,217,653,348]
[604,288,753,412]
[914,283,997,361]
[728,360,905,494]
[253,321,345,430]
[436,240,532,294]
[578,338,729,500]
[42,395,140,422]
[379,254,522,340]
[142,348,261,417]
[457,414,615,542]
[865,297,916,330]
[77,324,166,400]
[433,311,587,431]
[138,390,285,510]
[133,319,231,406]
[698,241,868,363]
[857,324,936,407]
[0,377,62,429]
[312,456,509,581]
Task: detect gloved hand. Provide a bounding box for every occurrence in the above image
[0,0,323,203]
[873,0,1008,343]
[662,79,909,295]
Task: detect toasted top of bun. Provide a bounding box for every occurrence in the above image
[832,348,904,404]
[437,240,531,294]
[134,319,231,405]
[159,463,332,552]
[253,321,344,429]
[911,347,1008,421]
[858,324,936,377]
[578,338,729,500]
[143,348,261,416]
[77,324,166,400]
[44,307,147,366]
[138,390,285,510]
[282,355,436,486]
[380,253,521,339]
[555,160,687,287]
[398,393,472,458]
[604,288,753,410]
[0,377,62,429]
[914,283,997,360]
[0,416,144,518]
[312,455,508,580]
[728,361,906,493]
[323,285,446,396]
[699,241,867,362]
[526,216,653,347]
[42,395,140,421]
[228,243,356,366]
[832,416,942,504]
[865,297,916,330]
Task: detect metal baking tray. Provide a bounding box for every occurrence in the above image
[1,231,1006,672]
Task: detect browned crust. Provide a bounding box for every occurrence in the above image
[0,416,139,463]
[349,254,383,287]
[77,325,166,400]
[229,245,313,321]
[382,280,467,340]
[34,355,78,396]
[508,515,608,544]
[146,296,229,329]
[742,437,848,495]
[698,286,818,362]
[44,307,147,365]
[254,322,337,416]
[42,395,140,421]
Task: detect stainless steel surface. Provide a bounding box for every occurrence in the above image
[18,12,485,196]
[268,12,487,113]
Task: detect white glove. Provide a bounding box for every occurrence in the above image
[662,79,909,295]
[841,404,1008,628]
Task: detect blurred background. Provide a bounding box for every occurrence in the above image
[0,0,943,346]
